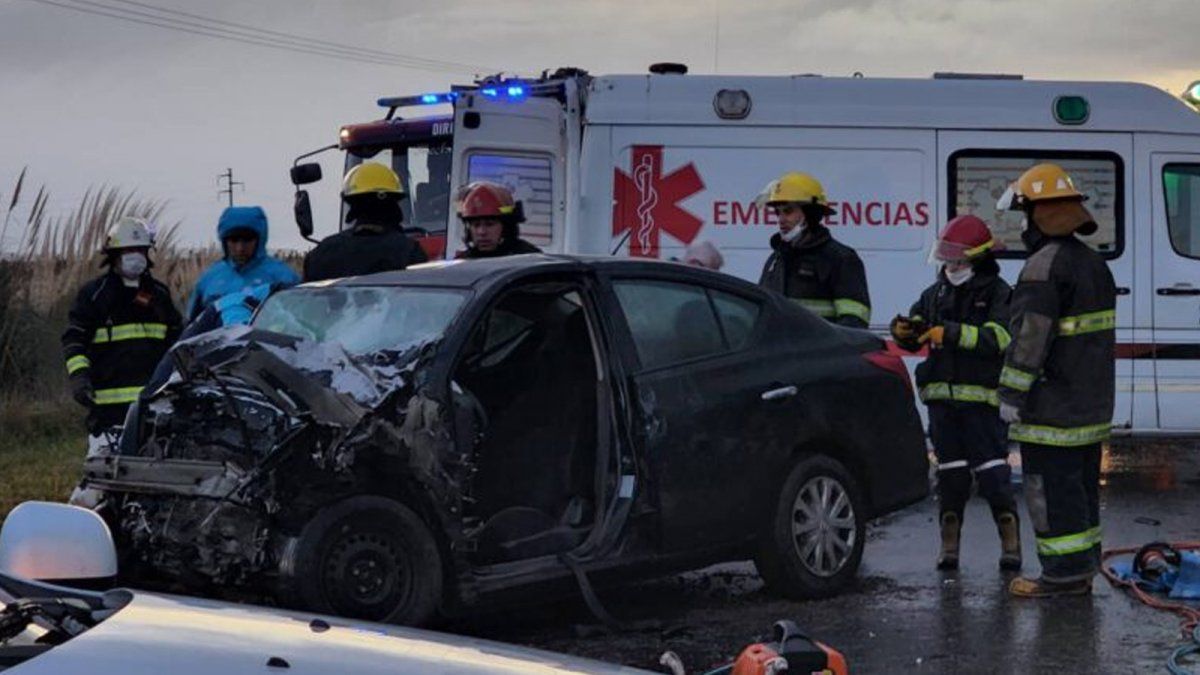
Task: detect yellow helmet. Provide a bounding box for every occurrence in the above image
[1014,163,1083,203]
[761,172,832,212]
[342,162,404,199]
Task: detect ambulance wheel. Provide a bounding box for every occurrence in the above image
[287,496,442,625]
[755,454,865,599]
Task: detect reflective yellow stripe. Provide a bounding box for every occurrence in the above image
[919,382,951,402]
[958,324,979,350]
[65,355,91,375]
[93,386,143,405]
[1057,310,1115,337]
[794,298,835,317]
[919,382,998,406]
[953,384,999,406]
[1009,422,1111,447]
[92,323,168,344]
[999,365,1036,392]
[1037,526,1102,557]
[911,314,925,323]
[964,239,996,258]
[833,298,871,324]
[983,321,1012,351]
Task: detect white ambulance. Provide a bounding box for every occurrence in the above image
[290,66,1200,435]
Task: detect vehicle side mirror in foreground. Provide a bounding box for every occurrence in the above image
[0,502,117,585]
[295,190,315,240]
[290,162,323,186]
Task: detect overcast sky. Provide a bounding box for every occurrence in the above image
[2,0,1198,253]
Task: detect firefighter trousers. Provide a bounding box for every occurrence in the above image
[929,404,1017,519]
[1019,442,1102,583]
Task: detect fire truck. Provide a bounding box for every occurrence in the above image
[290,65,1200,435]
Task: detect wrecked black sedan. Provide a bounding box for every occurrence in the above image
[83,254,928,625]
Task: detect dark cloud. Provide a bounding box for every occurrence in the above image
[1,0,1196,253]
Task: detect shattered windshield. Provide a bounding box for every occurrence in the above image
[253,286,465,356]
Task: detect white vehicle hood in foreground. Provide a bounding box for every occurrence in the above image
[12,590,651,674]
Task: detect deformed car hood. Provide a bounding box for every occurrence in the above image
[13,590,652,674]
[165,324,413,422]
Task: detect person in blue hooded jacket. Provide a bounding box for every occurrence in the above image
[187,206,299,322]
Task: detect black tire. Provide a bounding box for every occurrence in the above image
[755,454,866,599]
[287,496,443,625]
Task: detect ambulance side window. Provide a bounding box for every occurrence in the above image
[466,153,554,249]
[1163,164,1200,259]
[948,150,1124,259]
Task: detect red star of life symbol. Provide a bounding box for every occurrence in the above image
[612,145,705,258]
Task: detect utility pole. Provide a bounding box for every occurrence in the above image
[217,168,244,207]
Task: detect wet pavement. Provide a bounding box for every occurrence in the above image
[458,440,1200,673]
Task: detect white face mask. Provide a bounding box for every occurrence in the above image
[118,251,148,280]
[945,266,975,287]
[780,223,806,243]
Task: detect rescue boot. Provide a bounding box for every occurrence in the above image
[1008,576,1092,599]
[937,511,961,570]
[995,511,1022,572]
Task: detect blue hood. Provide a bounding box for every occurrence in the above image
[218,206,270,263]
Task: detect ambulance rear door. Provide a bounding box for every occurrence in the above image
[449,88,568,255]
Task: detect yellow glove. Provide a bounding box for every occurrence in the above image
[919,325,945,347]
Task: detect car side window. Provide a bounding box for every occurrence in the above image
[613,280,725,369]
[709,290,761,350]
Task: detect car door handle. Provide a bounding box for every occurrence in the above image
[1115,287,1131,296]
[761,385,798,402]
[1157,286,1200,296]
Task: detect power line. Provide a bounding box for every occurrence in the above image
[102,0,494,72]
[23,0,496,74]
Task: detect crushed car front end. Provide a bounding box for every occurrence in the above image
[81,285,469,606]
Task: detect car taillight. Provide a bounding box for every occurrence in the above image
[862,350,914,396]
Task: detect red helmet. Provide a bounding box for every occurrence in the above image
[456,182,525,224]
[930,214,999,264]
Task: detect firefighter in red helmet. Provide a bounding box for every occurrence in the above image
[891,214,1021,573]
[454,182,541,258]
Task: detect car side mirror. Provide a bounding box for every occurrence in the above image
[294,190,315,239]
[290,162,323,186]
[0,501,117,584]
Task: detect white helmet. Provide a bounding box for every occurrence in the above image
[103,217,154,252]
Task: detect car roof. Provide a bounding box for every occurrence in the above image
[302,254,757,293]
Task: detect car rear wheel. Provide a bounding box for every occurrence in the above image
[287,496,442,625]
[755,454,865,599]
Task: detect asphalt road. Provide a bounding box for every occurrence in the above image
[458,440,1200,673]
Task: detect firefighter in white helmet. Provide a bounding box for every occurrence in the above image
[61,217,182,504]
[757,172,871,328]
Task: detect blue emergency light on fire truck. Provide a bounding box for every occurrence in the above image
[289,66,1200,436]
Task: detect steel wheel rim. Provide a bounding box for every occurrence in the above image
[790,475,856,577]
[323,527,411,620]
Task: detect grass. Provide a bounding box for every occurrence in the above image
[0,170,303,520]
[0,399,85,518]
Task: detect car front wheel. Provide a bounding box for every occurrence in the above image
[286,496,443,625]
[755,454,865,599]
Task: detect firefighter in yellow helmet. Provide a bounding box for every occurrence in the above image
[302,162,428,282]
[757,172,871,328]
[996,163,1116,598]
